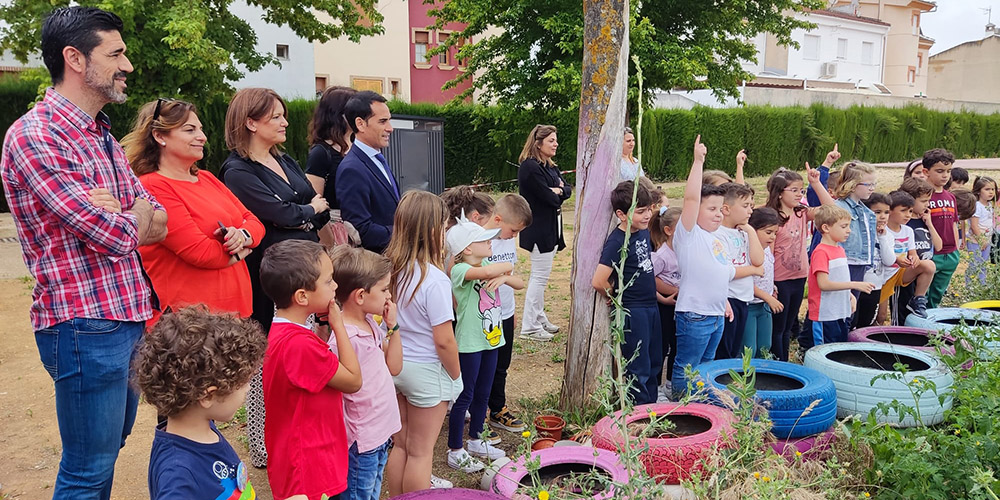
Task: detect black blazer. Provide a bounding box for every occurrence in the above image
[336,144,400,253]
[518,158,572,253]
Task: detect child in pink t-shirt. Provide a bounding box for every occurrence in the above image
[328,246,403,500]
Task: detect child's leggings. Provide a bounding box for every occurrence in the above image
[448,349,498,449]
[772,278,805,361]
[743,302,773,358]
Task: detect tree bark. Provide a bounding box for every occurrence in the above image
[560,0,630,409]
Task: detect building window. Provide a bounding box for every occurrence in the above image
[917,53,923,69]
[802,34,820,61]
[861,41,874,65]
[389,78,401,99]
[438,32,451,66]
[315,76,328,96]
[276,44,289,60]
[456,37,469,68]
[911,12,919,35]
[414,30,430,66]
[907,67,916,85]
[837,38,848,60]
[351,77,384,93]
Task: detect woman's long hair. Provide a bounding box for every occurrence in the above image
[121,99,199,176]
[518,124,557,166]
[384,191,448,306]
[308,86,357,153]
[764,168,805,224]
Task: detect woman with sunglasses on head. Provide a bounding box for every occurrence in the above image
[122,98,264,327]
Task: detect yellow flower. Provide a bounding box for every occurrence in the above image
[954,429,961,435]
[522,431,531,438]
[696,381,705,388]
[538,491,550,500]
[762,476,771,482]
[753,472,761,479]
[977,441,982,446]
[649,411,657,418]
[795,451,802,457]
[864,493,871,498]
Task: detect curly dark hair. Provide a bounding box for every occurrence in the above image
[133,306,266,417]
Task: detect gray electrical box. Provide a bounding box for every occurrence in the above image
[383,114,445,195]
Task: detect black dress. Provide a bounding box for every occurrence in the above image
[305,142,343,209]
[517,158,572,253]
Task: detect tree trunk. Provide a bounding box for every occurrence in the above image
[560,0,630,409]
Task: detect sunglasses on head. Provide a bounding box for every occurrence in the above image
[152,97,177,122]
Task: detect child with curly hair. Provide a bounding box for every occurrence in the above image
[134,306,267,499]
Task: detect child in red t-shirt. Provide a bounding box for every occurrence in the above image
[260,240,363,500]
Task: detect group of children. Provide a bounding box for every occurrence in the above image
[134,188,535,499]
[593,137,998,403]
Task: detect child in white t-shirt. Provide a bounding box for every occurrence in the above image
[884,190,936,320]
[672,135,735,396]
[968,176,997,281]
[857,193,898,327]
[714,182,764,360]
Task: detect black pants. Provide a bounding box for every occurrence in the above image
[656,303,677,383]
[245,249,275,334]
[894,282,916,326]
[855,287,882,328]
[488,315,515,414]
[717,298,749,360]
[773,278,805,361]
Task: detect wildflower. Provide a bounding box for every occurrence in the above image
[696,381,705,388]
[864,493,870,498]
[795,451,802,458]
[649,411,657,418]
[753,472,760,479]
[977,441,982,446]
[762,476,771,482]
[538,491,549,500]
[522,431,531,438]
[955,429,961,435]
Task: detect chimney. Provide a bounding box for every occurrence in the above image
[988,22,998,37]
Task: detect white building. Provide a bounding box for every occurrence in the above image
[229,1,315,99]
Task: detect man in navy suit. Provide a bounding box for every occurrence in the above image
[337,90,400,253]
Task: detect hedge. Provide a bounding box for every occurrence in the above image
[3,85,1000,212]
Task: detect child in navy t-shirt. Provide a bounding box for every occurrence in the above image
[133,306,267,500]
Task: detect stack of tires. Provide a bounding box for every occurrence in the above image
[803,342,954,427]
[590,402,735,484]
[905,307,1000,354]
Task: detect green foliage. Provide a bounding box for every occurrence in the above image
[0,0,383,105]
[426,0,824,110]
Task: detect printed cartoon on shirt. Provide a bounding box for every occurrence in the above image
[474,282,503,347]
[711,237,729,266]
[635,237,653,273]
[214,460,255,500]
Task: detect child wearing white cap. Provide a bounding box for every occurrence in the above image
[444,214,516,473]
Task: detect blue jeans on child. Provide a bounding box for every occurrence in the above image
[619,305,662,405]
[672,312,724,396]
[448,349,498,449]
[743,302,773,358]
[811,318,850,346]
[34,318,144,500]
[346,439,391,500]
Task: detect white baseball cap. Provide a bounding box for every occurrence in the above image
[446,212,500,258]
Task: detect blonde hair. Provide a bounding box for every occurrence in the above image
[813,204,851,231]
[494,194,532,226]
[224,88,287,159]
[121,99,199,176]
[384,191,448,305]
[703,170,732,186]
[519,124,558,165]
[834,161,876,199]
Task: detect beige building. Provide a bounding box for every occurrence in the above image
[833,0,936,96]
[927,30,1000,103]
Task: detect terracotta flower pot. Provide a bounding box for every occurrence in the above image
[534,414,565,440]
[531,437,556,450]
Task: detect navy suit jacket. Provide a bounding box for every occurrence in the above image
[336,145,400,253]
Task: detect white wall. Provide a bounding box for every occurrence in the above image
[229,1,316,99]
[785,13,887,87]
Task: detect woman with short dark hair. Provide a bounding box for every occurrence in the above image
[306,85,360,246]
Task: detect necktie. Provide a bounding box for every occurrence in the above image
[374,152,398,196]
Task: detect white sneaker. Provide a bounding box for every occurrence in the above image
[430,475,453,489]
[448,448,486,473]
[542,320,560,333]
[520,328,555,342]
[467,438,507,460]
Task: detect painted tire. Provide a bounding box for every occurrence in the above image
[904,308,1000,353]
[769,426,837,462]
[961,300,1000,312]
[698,359,837,439]
[590,403,734,485]
[848,326,955,356]
[391,488,509,499]
[803,342,953,427]
[491,447,629,499]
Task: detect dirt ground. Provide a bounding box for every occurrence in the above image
[0,166,988,498]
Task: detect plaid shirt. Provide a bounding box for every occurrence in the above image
[1,88,163,331]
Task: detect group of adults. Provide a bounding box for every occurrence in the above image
[0,5,576,499]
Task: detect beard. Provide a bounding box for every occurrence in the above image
[84,64,128,104]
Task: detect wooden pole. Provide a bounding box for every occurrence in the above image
[560,0,630,409]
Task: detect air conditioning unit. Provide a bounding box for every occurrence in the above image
[821,62,838,78]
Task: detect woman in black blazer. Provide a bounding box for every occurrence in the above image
[517,124,572,340]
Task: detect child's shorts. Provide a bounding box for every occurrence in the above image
[811,318,850,345]
[393,360,463,408]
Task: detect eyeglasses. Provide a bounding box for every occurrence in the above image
[152,97,177,121]
[859,182,877,188]
[783,188,806,195]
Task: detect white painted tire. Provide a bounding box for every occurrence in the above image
[904,307,1000,354]
[803,342,953,427]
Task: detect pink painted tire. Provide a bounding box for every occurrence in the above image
[490,447,629,499]
[769,426,837,462]
[849,326,956,356]
[391,489,508,499]
[590,402,736,484]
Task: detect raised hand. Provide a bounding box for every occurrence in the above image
[805,162,821,185]
[694,134,707,163]
[736,149,747,169]
[824,143,841,166]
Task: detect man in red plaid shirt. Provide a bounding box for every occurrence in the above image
[0,7,167,500]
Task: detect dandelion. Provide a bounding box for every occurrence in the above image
[795,451,802,458]
[538,491,549,500]
[649,411,657,418]
[753,472,760,479]
[696,381,705,388]
[864,493,870,498]
[762,476,771,482]
[522,431,531,438]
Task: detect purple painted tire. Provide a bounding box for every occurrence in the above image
[391,488,509,499]
[490,447,629,499]
[591,403,735,484]
[848,326,956,356]
[769,427,837,462]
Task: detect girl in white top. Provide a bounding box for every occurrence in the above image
[384,191,462,495]
[968,176,997,283]
[620,127,644,180]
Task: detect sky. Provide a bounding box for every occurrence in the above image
[921,0,1000,55]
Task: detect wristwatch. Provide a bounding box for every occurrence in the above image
[238,228,252,244]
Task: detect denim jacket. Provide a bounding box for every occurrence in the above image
[835,197,877,266]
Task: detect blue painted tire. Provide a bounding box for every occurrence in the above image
[697,359,837,439]
[803,342,953,427]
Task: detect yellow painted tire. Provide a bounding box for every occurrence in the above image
[961,301,1000,312]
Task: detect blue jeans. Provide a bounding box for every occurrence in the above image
[346,439,391,500]
[672,312,724,395]
[34,319,144,500]
[811,318,850,346]
[620,305,662,405]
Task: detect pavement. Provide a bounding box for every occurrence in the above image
[0,212,29,279]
